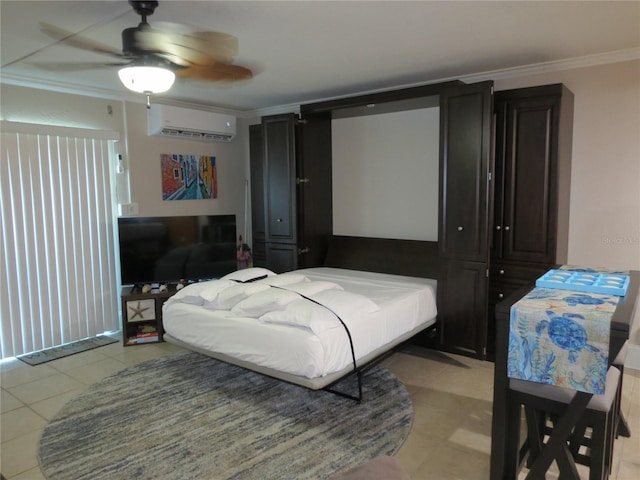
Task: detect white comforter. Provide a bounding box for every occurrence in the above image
[162,267,437,379]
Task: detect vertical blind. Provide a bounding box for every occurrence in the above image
[1,123,120,359]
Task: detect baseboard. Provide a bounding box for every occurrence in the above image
[626,343,640,370]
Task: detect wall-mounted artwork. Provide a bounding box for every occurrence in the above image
[161,153,218,200]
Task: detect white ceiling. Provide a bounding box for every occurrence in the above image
[1,1,639,113]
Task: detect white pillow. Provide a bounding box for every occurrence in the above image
[283,281,343,297]
[166,280,218,306]
[204,283,270,310]
[259,299,342,335]
[310,290,380,317]
[219,267,276,283]
[198,279,236,302]
[252,272,309,287]
[231,288,301,317]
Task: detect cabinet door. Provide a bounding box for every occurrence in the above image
[500,96,560,263]
[439,81,493,262]
[263,114,297,244]
[266,243,297,273]
[297,113,333,268]
[491,100,507,258]
[249,124,266,244]
[251,241,267,268]
[437,260,488,359]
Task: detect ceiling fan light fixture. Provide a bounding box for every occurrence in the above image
[118,65,175,94]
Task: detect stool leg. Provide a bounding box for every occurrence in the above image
[614,364,631,438]
[607,372,623,475]
[606,411,615,475]
[568,417,588,463]
[524,406,544,467]
[587,412,606,480]
[505,398,524,478]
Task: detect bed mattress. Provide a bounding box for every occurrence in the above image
[162,267,437,382]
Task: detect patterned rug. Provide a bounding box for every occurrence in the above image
[17,335,118,365]
[38,352,413,480]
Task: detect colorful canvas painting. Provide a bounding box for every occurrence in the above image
[161,153,218,200]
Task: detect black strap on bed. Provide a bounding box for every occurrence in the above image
[230,275,269,283]
[229,279,357,369]
[270,285,363,402]
[271,286,357,372]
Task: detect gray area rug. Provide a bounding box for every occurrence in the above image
[17,335,118,365]
[38,352,413,480]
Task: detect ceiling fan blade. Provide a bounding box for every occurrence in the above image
[176,62,253,82]
[29,61,131,71]
[39,22,124,58]
[177,30,239,62]
[132,27,238,66]
[149,21,240,52]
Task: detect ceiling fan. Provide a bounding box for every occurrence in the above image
[37,0,253,94]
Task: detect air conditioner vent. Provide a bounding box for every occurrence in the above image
[147,105,236,143]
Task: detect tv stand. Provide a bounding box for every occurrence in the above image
[121,284,180,346]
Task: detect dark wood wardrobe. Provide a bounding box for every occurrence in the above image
[249,81,573,361]
[486,84,574,359]
[436,81,494,358]
[250,113,333,272]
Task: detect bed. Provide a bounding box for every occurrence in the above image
[163,235,440,396]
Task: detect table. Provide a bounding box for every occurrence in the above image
[508,286,619,395]
[489,270,639,479]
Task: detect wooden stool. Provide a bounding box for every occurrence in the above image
[507,366,621,480]
[613,340,630,438]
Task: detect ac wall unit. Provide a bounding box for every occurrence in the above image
[147,104,236,142]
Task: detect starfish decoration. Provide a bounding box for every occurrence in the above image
[128,301,152,320]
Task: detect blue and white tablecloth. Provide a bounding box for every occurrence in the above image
[508,287,619,394]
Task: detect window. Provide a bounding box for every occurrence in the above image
[1,122,120,358]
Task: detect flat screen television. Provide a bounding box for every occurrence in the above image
[117,215,237,285]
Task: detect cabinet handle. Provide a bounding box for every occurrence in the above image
[499,269,505,275]
[496,225,501,231]
[504,226,510,231]
[498,293,504,299]
[275,218,282,223]
[298,247,310,255]
[457,226,464,231]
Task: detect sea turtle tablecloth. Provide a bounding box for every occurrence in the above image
[507,284,620,395]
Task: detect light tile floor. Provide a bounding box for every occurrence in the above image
[1,338,639,479]
[386,347,640,480]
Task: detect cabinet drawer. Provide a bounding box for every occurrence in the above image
[491,264,550,283]
[489,281,526,305]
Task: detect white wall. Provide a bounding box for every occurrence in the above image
[124,102,248,231]
[332,107,440,241]
[0,85,251,241]
[0,84,125,131]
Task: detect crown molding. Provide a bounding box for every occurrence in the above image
[459,47,640,84]
[3,48,639,118]
[247,103,301,118]
[0,73,128,102]
[0,73,247,117]
[248,48,640,117]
